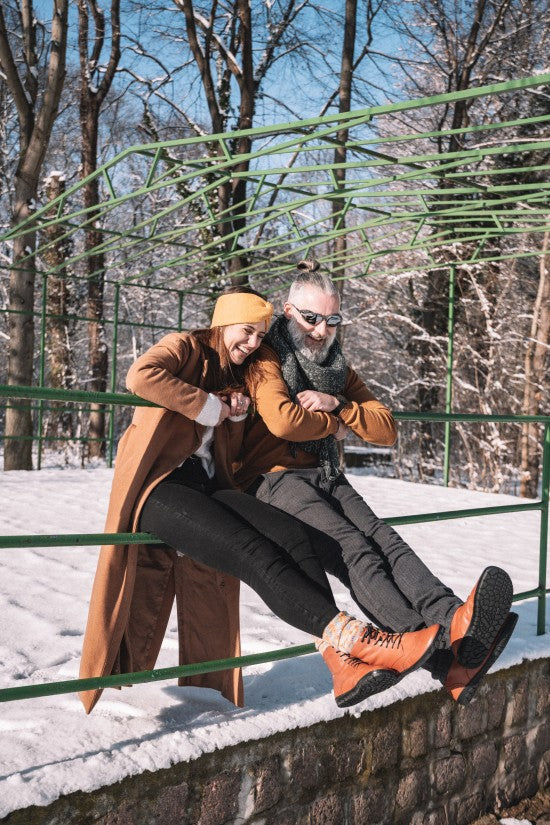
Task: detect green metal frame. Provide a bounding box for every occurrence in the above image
[1,75,549,702]
[1,74,549,463]
[2,74,548,287]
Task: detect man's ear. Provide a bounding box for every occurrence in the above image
[283,302,293,319]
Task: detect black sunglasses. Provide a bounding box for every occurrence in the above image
[291,304,343,327]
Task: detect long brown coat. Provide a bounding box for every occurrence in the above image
[79,333,244,713]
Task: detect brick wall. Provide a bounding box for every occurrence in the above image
[4,657,549,825]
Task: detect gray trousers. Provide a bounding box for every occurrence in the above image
[251,468,462,648]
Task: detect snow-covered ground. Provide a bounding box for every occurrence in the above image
[0,468,548,818]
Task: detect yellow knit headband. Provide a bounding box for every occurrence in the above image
[210,292,273,329]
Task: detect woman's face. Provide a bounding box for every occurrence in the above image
[223,321,267,365]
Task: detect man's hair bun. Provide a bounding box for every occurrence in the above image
[296,259,320,273]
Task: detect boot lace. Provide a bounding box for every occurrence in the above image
[337,651,362,668]
[360,624,404,649]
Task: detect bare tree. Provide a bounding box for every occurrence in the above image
[521,232,549,497]
[0,0,69,470]
[41,170,75,449]
[78,0,121,456]
[376,0,549,478]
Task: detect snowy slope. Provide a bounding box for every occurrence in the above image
[0,468,548,817]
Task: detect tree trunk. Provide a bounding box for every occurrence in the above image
[1,0,69,470]
[82,125,108,457]
[332,0,357,348]
[77,0,121,459]
[520,232,549,497]
[42,172,74,446]
[5,178,36,470]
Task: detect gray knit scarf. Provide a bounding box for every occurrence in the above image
[264,315,347,481]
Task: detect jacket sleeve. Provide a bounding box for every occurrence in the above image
[126,333,211,420]
[338,367,397,446]
[253,348,339,442]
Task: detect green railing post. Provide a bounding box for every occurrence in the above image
[37,272,48,470]
[177,291,184,331]
[443,264,456,487]
[538,422,549,635]
[108,283,121,468]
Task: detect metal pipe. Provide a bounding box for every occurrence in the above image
[0,644,317,703]
[443,264,456,486]
[37,273,48,470]
[108,284,120,468]
[538,422,550,634]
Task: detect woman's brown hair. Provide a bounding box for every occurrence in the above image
[193,285,268,394]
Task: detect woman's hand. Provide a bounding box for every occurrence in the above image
[216,399,232,425]
[296,390,339,412]
[228,391,251,417]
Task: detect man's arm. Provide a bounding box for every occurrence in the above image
[295,367,397,446]
[335,367,397,446]
[253,349,340,441]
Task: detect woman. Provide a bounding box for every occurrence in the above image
[79,289,442,713]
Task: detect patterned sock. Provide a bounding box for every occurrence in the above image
[321,611,367,654]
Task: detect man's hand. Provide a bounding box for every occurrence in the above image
[296,390,340,412]
[334,419,350,441]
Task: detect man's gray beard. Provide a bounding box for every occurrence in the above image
[287,318,334,364]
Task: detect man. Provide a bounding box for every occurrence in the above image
[236,260,517,704]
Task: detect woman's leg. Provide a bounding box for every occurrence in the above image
[139,477,339,637]
[140,475,444,706]
[212,488,338,604]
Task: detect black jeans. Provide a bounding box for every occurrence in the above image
[251,468,462,642]
[138,460,340,638]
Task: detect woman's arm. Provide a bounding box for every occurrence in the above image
[126,333,227,424]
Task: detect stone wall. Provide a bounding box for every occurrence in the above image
[4,657,549,825]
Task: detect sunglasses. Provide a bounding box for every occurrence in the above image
[291,304,343,327]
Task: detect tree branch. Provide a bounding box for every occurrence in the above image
[0,3,32,123]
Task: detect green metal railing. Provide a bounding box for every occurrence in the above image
[0,385,547,703]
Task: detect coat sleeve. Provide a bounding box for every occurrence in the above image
[253,348,339,442]
[126,333,210,420]
[337,367,397,446]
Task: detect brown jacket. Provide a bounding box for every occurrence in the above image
[79,333,244,714]
[235,343,397,490]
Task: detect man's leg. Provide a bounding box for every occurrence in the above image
[327,475,462,638]
[254,469,432,634]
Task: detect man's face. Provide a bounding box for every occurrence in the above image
[283,286,340,363]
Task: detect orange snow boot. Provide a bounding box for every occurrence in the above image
[445,612,518,705]
[322,645,399,708]
[349,623,442,679]
[450,566,513,668]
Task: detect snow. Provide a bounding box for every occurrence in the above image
[0,469,549,818]
[500,820,532,825]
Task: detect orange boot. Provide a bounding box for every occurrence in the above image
[450,566,513,668]
[349,623,442,679]
[322,645,400,708]
[445,612,518,705]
